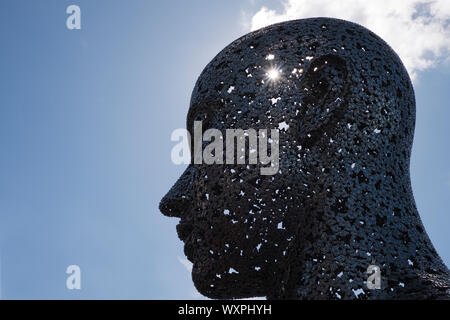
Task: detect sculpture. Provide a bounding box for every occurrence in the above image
[159,18,450,299]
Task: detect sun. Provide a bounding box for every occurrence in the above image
[266,68,280,81]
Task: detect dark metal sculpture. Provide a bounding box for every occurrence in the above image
[159,18,450,299]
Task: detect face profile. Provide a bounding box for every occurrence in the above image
[160,18,450,299]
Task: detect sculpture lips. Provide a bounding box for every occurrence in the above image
[184,241,196,263]
[176,222,193,242]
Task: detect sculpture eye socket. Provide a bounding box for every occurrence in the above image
[193,112,209,127]
[187,111,212,134]
[186,102,217,158]
[187,101,219,133]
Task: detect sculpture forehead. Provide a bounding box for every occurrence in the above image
[189,17,412,115]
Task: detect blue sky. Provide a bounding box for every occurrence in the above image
[0,0,449,299]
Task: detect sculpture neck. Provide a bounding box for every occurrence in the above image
[270,175,450,299]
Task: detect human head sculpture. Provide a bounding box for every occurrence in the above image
[160,18,450,299]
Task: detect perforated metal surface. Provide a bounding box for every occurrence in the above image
[160,18,450,299]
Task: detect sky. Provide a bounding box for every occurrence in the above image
[0,0,449,299]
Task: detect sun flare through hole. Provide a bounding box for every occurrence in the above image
[267,68,280,81]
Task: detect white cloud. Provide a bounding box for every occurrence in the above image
[249,0,450,80]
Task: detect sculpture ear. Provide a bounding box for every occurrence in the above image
[297,54,350,147]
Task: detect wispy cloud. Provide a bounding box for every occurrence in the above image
[177,256,193,273]
[177,257,204,298]
[249,0,450,80]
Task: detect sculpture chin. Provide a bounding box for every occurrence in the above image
[190,254,269,299]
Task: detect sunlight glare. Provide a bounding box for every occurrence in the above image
[267,68,280,81]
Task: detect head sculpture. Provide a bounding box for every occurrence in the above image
[160,18,450,299]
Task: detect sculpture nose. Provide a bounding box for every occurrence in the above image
[159,165,196,218]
